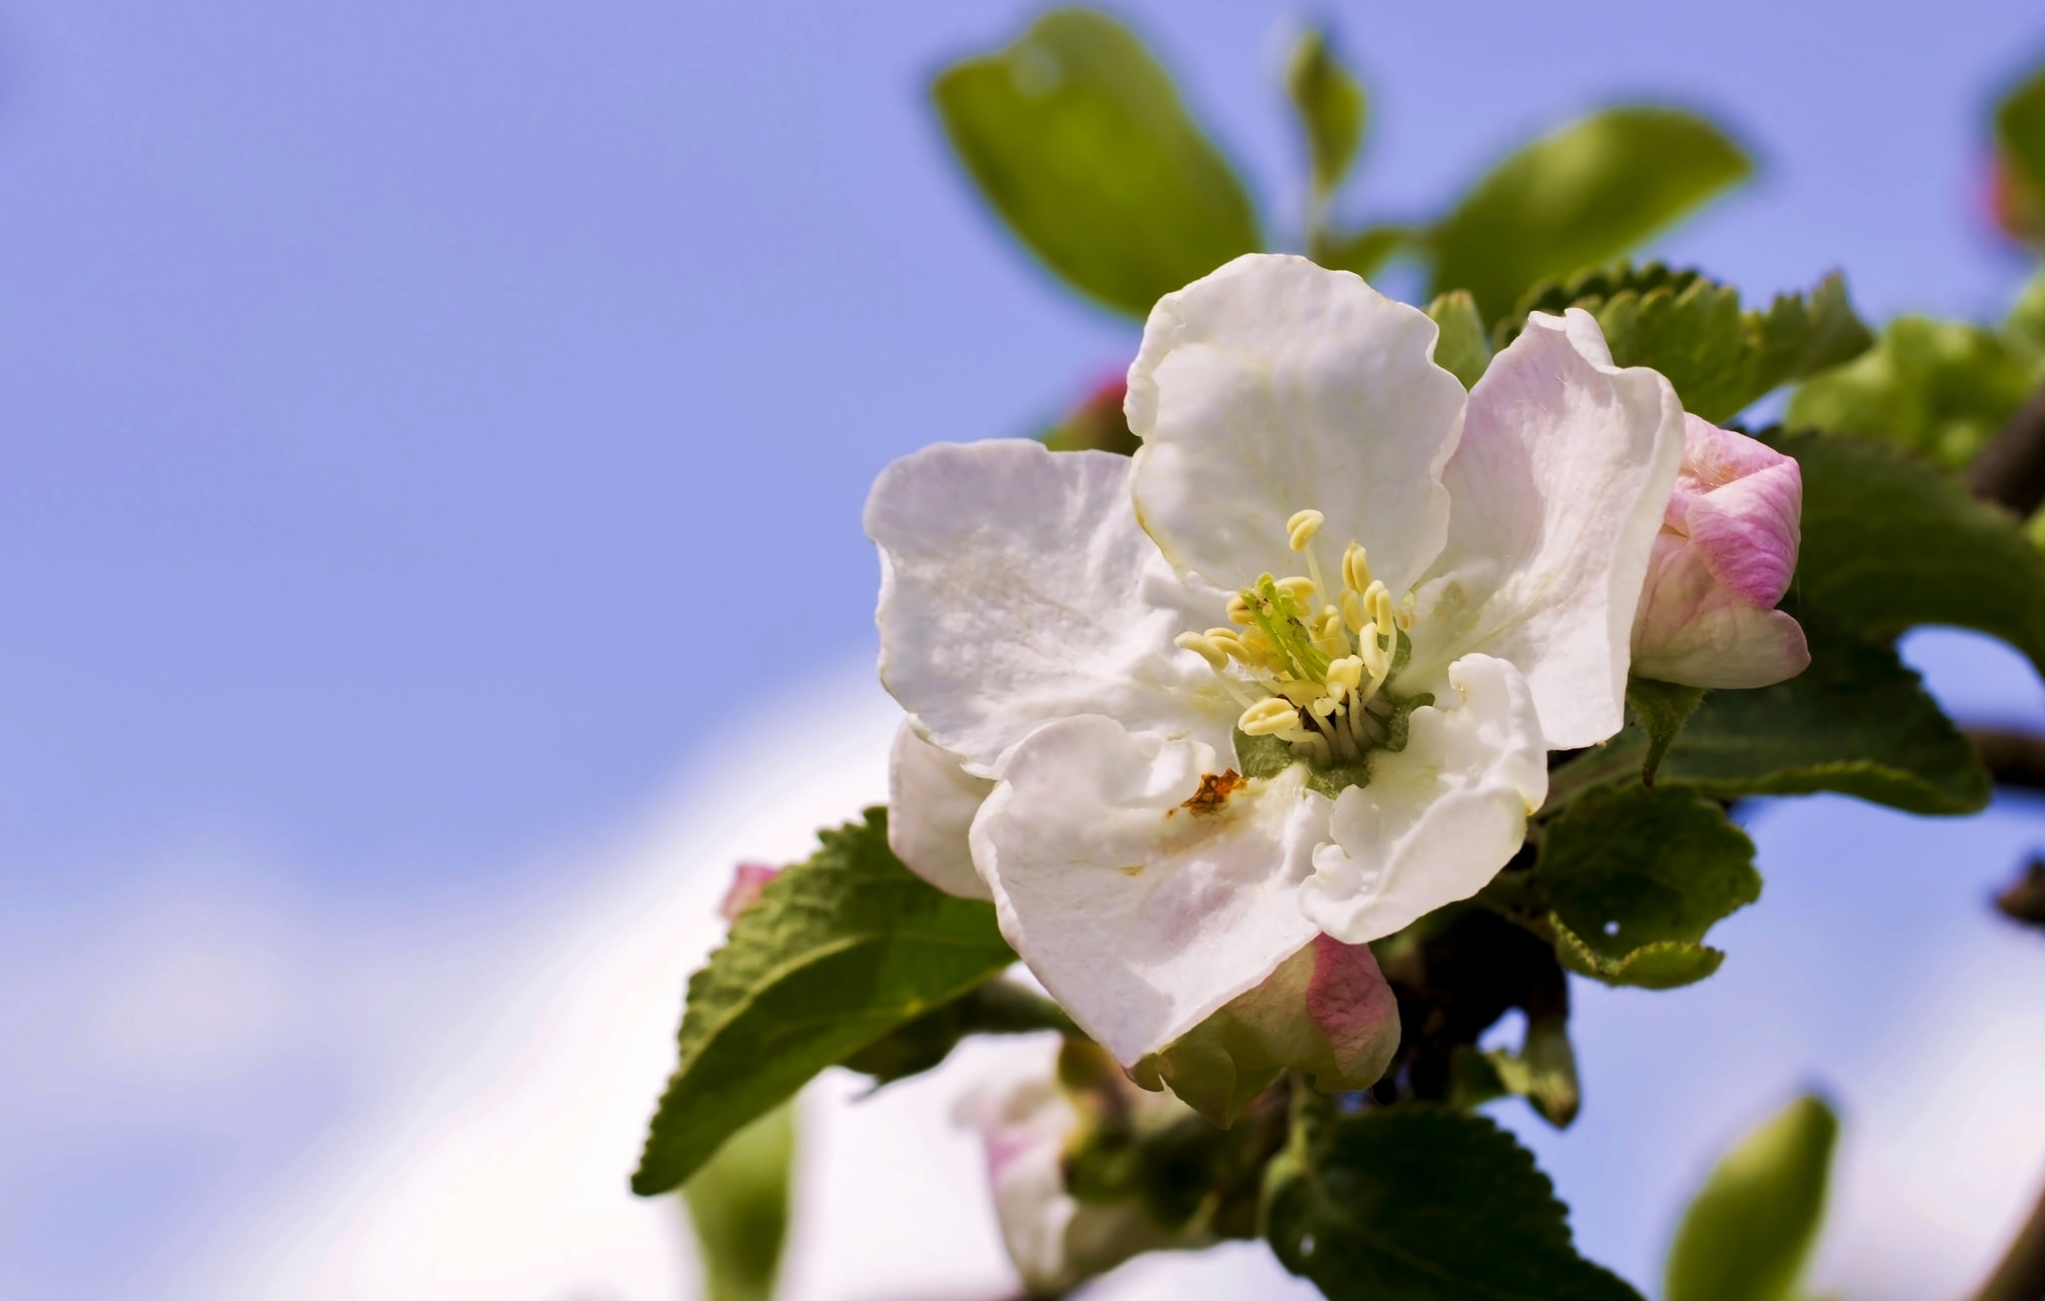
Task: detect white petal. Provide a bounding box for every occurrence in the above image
[1302,654,1547,943]
[1125,254,1468,597]
[887,721,995,900]
[1407,310,1685,750]
[866,440,1233,772]
[969,714,1327,1066]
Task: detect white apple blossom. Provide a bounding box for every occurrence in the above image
[866,254,1685,1070]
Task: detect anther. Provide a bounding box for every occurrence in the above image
[1240,698,1302,737]
[1325,656,1364,694]
[1174,632,1228,672]
[1286,509,1325,551]
[1275,576,1317,609]
[1342,542,1371,595]
[1225,593,1256,626]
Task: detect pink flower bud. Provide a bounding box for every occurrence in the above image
[1631,415,1810,690]
[717,862,780,923]
[960,1040,1207,1295]
[1134,933,1401,1126]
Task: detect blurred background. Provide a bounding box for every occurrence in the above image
[5,1,2045,1298]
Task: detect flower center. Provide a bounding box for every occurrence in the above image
[1174,509,1431,772]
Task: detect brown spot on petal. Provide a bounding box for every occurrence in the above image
[1180,769,1244,816]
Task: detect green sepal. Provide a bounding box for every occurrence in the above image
[1505,263,1872,422]
[1426,107,1750,324]
[1534,784,1760,990]
[1426,289,1492,388]
[1627,677,1706,787]
[931,8,1261,319]
[1263,1105,1644,1300]
[682,1102,795,1301]
[1664,1095,1839,1301]
[632,809,1016,1195]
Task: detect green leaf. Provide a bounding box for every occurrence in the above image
[932,8,1261,318]
[1426,290,1491,388]
[1314,223,1410,278]
[1286,28,1366,200]
[1627,677,1705,787]
[1777,430,2045,676]
[1427,108,1751,324]
[1535,784,1759,990]
[841,978,1077,1085]
[1449,1014,1581,1129]
[1664,1095,1839,1301]
[1506,263,1872,423]
[1996,58,2045,209]
[683,1102,795,1301]
[1785,317,2042,469]
[1265,1106,1643,1300]
[1657,616,1986,813]
[632,809,1016,1195]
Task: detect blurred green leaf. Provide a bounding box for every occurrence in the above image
[633,810,1015,1195]
[1427,108,1751,324]
[1665,1095,1839,1301]
[1786,316,2042,468]
[932,8,1261,318]
[1286,29,1366,201]
[1587,615,1989,816]
[1509,263,1872,423]
[683,1102,795,1301]
[1426,290,1490,388]
[1627,677,1705,787]
[1449,1014,1581,1129]
[1536,784,1759,990]
[1779,430,2045,677]
[1996,58,2045,207]
[1314,223,1410,279]
[1265,1107,1642,1300]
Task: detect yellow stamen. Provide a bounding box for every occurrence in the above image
[1239,697,1302,736]
[1225,593,1256,626]
[1286,509,1325,551]
[1173,632,1228,672]
[1342,542,1372,595]
[1325,656,1364,694]
[1275,575,1317,608]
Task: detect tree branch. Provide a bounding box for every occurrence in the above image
[1967,728,2045,794]
[1971,1176,2045,1301]
[1966,385,2045,516]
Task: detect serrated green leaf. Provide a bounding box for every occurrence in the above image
[841,978,1076,1084]
[1778,430,2045,676]
[1287,28,1365,200]
[932,8,1261,318]
[1665,1095,1839,1301]
[1449,1014,1581,1128]
[1265,1106,1643,1300]
[1785,317,2043,468]
[633,810,1015,1195]
[683,1102,794,1301]
[1427,108,1750,324]
[1627,677,1705,787]
[1535,784,1759,990]
[1997,58,2045,209]
[1314,223,1410,278]
[1505,264,1872,423]
[1548,615,1988,817]
[1427,290,1491,388]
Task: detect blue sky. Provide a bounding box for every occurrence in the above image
[5,1,2045,1297]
